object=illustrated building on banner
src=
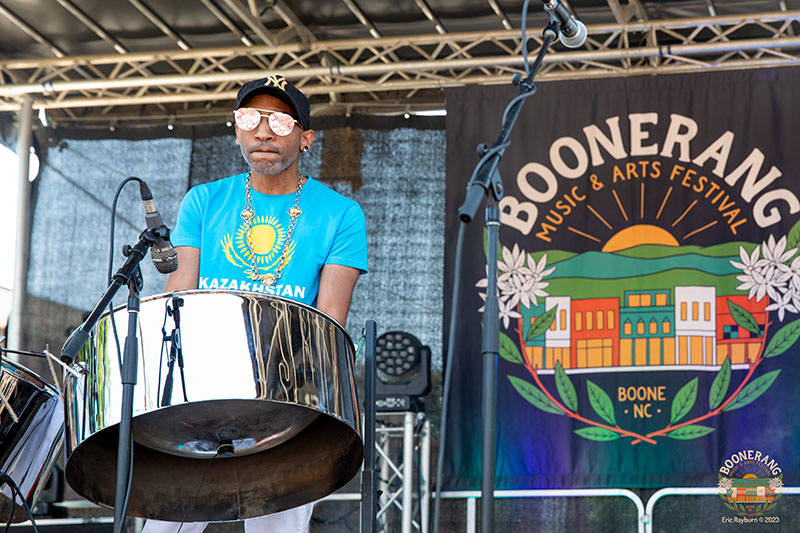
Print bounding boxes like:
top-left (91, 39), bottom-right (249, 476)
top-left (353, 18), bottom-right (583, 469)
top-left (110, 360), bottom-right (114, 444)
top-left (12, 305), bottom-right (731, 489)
top-left (522, 285), bottom-right (767, 371)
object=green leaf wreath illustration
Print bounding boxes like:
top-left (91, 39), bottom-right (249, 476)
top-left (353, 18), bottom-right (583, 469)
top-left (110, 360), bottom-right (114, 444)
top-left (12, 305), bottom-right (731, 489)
top-left (508, 375), bottom-right (564, 415)
top-left (670, 378), bottom-right (698, 424)
top-left (667, 425), bottom-right (714, 440)
top-left (499, 331), bottom-right (523, 364)
top-left (722, 370), bottom-right (781, 412)
top-left (708, 357), bottom-right (731, 410)
top-left (787, 218), bottom-right (800, 255)
top-left (507, 295), bottom-right (791, 444)
top-left (727, 299), bottom-right (761, 336)
top-left (525, 306), bottom-right (557, 343)
top-left (586, 380), bottom-right (616, 425)
top-left (555, 361), bottom-right (578, 412)
top-left (574, 427), bottom-right (619, 441)
top-left (762, 318), bottom-right (800, 358)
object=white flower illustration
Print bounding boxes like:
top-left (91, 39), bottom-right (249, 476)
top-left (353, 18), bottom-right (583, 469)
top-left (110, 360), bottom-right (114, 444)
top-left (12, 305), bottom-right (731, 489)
top-left (769, 477), bottom-right (783, 490)
top-left (731, 234), bottom-right (800, 321)
top-left (475, 246), bottom-right (556, 329)
top-left (526, 252), bottom-right (555, 307)
top-left (529, 252), bottom-right (556, 280)
top-left (498, 243), bottom-right (532, 287)
top-left (498, 296), bottom-right (523, 329)
top-left (729, 244), bottom-right (767, 275)
top-left (766, 287), bottom-right (799, 321)
top-left (762, 234), bottom-right (797, 270)
top-left (499, 273), bottom-right (537, 309)
top-left (735, 267), bottom-right (774, 302)
top-left (781, 254), bottom-right (800, 293)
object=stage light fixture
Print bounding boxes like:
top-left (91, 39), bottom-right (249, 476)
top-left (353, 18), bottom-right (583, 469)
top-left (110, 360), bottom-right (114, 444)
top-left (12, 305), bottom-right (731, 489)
top-left (375, 331), bottom-right (431, 412)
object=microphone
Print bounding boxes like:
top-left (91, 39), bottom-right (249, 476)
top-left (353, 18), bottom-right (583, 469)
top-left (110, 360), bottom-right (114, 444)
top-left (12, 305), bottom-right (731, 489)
top-left (139, 182), bottom-right (179, 274)
top-left (543, 0), bottom-right (587, 48)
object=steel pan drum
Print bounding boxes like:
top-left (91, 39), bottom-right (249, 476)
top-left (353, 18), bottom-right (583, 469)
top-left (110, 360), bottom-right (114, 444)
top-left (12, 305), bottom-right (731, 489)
top-left (64, 290), bottom-right (362, 522)
top-left (0, 359), bottom-right (64, 522)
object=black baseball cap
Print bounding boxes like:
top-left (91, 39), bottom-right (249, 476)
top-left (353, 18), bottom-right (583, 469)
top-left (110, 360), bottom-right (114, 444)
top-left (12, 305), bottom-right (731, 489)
top-left (235, 75), bottom-right (311, 130)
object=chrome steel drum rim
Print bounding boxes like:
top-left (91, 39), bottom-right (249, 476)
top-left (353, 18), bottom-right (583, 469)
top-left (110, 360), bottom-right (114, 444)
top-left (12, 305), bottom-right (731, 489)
top-left (64, 290), bottom-right (363, 521)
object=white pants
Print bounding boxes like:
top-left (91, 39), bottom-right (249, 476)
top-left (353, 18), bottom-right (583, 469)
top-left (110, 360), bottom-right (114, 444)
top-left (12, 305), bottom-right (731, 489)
top-left (142, 502), bottom-right (314, 533)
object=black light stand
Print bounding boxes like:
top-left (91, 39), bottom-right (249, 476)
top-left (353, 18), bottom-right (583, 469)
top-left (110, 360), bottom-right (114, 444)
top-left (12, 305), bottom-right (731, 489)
top-left (60, 226), bottom-right (169, 533)
top-left (456, 23), bottom-right (558, 533)
top-left (360, 320), bottom-right (377, 533)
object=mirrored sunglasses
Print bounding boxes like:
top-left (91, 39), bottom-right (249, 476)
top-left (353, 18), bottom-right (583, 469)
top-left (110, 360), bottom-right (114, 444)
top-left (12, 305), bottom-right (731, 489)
top-left (234, 107), bottom-right (300, 135)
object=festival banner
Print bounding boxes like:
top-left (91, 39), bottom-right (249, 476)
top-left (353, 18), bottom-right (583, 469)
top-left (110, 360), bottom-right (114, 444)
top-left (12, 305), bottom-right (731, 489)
top-left (443, 68), bottom-right (800, 489)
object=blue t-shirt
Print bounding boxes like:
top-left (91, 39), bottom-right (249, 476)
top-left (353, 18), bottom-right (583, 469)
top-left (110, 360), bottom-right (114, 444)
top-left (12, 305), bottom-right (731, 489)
top-left (172, 173), bottom-right (368, 306)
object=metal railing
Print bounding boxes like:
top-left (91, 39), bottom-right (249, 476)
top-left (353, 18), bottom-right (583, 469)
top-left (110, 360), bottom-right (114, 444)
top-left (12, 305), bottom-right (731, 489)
top-left (21, 485), bottom-right (800, 531)
top-left (440, 489), bottom-right (645, 533)
top-left (644, 486), bottom-right (800, 533)
top-left (326, 485), bottom-right (800, 533)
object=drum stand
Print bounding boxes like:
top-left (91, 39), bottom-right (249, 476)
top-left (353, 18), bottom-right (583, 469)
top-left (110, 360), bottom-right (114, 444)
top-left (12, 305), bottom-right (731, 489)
top-left (361, 320), bottom-right (378, 533)
top-left (160, 295), bottom-right (188, 407)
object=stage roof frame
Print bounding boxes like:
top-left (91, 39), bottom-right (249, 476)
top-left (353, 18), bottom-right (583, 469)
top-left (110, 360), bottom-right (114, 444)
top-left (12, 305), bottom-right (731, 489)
top-left (0, 0), bottom-right (798, 129)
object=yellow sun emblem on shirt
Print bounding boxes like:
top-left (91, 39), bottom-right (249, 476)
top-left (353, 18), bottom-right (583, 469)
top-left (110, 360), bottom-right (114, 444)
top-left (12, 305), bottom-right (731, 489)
top-left (221, 215), bottom-right (295, 280)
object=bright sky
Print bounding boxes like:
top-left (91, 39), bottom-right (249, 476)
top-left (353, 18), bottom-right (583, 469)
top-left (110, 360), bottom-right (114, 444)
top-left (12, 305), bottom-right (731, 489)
top-left (1, 143), bottom-right (39, 290)
top-left (1, 143), bottom-right (39, 331)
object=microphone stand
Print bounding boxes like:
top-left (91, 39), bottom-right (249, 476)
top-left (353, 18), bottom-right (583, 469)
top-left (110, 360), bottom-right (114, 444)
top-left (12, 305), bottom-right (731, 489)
top-left (456, 23), bottom-right (558, 533)
top-left (114, 263), bottom-right (143, 533)
top-left (60, 226), bottom-right (169, 533)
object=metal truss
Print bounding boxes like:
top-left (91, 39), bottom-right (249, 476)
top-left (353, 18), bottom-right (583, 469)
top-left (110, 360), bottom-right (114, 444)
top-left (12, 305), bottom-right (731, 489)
top-left (1, 10), bottom-right (798, 127)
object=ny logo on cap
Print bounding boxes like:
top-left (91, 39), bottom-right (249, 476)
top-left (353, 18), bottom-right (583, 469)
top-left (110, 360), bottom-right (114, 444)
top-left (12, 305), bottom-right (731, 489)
top-left (264, 75), bottom-right (288, 90)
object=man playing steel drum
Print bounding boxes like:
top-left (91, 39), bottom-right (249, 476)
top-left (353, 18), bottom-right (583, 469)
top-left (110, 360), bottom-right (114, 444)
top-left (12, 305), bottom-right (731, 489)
top-left (144, 75), bottom-right (368, 532)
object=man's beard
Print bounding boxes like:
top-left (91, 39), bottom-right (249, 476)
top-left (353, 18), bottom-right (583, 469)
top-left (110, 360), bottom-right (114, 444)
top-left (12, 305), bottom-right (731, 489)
top-left (240, 142), bottom-right (299, 175)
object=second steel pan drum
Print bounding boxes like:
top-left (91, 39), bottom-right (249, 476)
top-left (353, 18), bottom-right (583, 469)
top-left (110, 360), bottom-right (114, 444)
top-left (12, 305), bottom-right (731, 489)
top-left (63, 290), bottom-right (362, 522)
top-left (0, 359), bottom-right (64, 522)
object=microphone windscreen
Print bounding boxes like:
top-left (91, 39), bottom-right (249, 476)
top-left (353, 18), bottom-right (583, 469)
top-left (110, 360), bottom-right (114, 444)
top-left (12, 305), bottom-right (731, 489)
top-left (561, 20), bottom-right (587, 48)
top-left (151, 249), bottom-right (179, 274)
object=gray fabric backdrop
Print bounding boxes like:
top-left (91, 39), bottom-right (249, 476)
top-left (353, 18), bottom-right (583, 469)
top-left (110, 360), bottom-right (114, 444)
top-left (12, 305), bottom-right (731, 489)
top-left (25, 125), bottom-right (445, 366)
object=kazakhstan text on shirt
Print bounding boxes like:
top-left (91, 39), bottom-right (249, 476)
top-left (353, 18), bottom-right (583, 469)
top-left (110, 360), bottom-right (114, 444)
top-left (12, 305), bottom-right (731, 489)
top-left (198, 276), bottom-right (306, 299)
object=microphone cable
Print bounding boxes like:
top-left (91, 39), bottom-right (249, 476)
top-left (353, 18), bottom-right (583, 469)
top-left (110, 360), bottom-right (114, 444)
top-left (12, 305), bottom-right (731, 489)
top-left (176, 451), bottom-right (220, 533)
top-left (431, 222), bottom-right (465, 533)
top-left (105, 176), bottom-right (145, 531)
top-left (1, 473), bottom-right (40, 533)
top-left (106, 176), bottom-right (146, 370)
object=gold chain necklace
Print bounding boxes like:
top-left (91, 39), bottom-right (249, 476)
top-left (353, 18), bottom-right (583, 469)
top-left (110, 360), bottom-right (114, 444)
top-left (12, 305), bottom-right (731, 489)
top-left (240, 172), bottom-right (304, 286)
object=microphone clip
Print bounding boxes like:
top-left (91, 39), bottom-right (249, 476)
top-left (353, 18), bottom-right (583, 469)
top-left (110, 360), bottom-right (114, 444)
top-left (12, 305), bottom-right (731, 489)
top-left (138, 225), bottom-right (171, 246)
top-left (542, 0), bottom-right (587, 48)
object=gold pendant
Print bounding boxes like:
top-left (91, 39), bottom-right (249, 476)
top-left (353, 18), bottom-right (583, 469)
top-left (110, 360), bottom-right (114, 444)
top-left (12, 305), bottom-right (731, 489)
top-left (288, 206), bottom-right (302, 218)
top-left (241, 208), bottom-right (254, 220)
